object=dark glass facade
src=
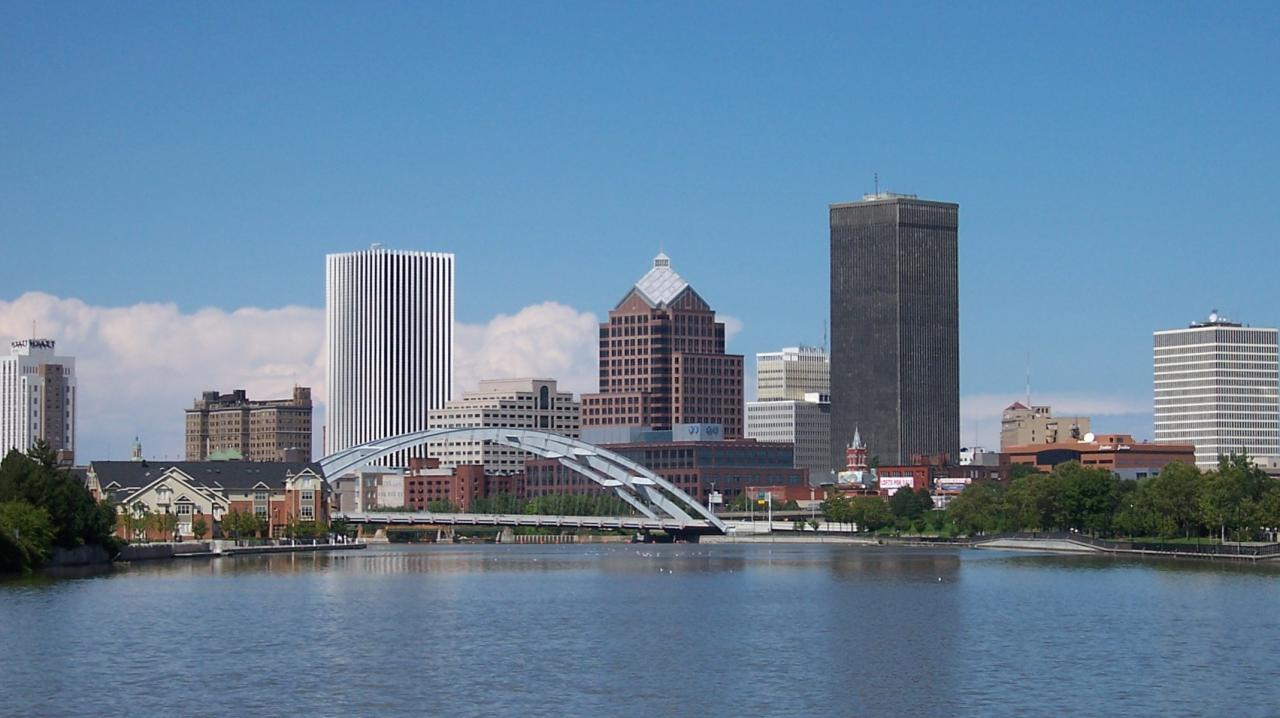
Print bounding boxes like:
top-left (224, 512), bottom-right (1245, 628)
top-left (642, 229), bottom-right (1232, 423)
top-left (829, 195), bottom-right (959, 466)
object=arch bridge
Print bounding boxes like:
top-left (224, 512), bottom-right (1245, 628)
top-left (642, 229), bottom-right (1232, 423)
top-left (320, 428), bottom-right (726, 535)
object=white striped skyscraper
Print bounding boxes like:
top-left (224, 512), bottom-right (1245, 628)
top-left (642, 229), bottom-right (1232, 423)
top-left (325, 246), bottom-right (454, 465)
top-left (1154, 312), bottom-right (1279, 469)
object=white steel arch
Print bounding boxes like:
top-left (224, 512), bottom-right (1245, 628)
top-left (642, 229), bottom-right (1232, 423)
top-left (320, 428), bottom-right (726, 533)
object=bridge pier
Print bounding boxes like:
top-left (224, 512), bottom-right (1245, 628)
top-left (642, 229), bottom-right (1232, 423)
top-left (496, 527), bottom-right (515, 544)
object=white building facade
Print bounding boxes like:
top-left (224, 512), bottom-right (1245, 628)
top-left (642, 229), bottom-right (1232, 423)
top-left (746, 346), bottom-right (831, 478)
top-left (1154, 313), bottom-right (1280, 469)
top-left (755, 346), bottom-right (830, 400)
top-left (325, 247), bottom-right (454, 466)
top-left (428, 378), bottom-right (580, 474)
top-left (0, 339), bottom-right (76, 463)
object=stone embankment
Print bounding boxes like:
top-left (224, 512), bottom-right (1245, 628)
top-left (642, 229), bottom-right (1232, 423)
top-left (971, 532), bottom-right (1280, 562)
top-left (109, 540), bottom-right (367, 563)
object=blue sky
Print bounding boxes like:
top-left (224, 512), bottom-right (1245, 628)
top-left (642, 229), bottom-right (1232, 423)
top-left (3, 2), bottom-right (1279, 457)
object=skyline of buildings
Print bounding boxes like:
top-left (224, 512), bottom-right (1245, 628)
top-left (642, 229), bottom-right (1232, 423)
top-left (185, 386), bottom-right (313, 462)
top-left (324, 246), bottom-right (455, 466)
top-left (9, 209), bottom-right (1280, 474)
top-left (829, 192), bottom-right (961, 468)
top-left (1, 338), bottom-right (76, 464)
top-left (1154, 312), bottom-right (1280, 469)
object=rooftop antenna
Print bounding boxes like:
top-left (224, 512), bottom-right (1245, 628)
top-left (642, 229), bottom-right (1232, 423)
top-left (874, 172), bottom-right (879, 196)
top-left (822, 318), bottom-right (828, 354)
top-left (1025, 352), bottom-right (1032, 407)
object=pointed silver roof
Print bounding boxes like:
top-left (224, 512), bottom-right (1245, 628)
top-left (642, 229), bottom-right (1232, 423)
top-left (632, 252), bottom-right (689, 307)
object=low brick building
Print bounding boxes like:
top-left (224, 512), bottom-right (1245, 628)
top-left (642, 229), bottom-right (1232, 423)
top-left (403, 458), bottom-right (513, 511)
top-left (1003, 434), bottom-right (1196, 479)
top-left (524, 438), bottom-right (807, 503)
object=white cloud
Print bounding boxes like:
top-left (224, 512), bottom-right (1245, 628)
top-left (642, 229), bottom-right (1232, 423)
top-left (720, 314), bottom-right (744, 344)
top-left (0, 293), bottom-right (327, 462)
top-left (0, 293), bottom-right (601, 463)
top-left (453, 302), bottom-right (599, 396)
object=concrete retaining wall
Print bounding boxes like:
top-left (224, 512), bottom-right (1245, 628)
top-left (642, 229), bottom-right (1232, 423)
top-left (974, 538), bottom-right (1100, 553)
top-left (47, 545), bottom-right (112, 567)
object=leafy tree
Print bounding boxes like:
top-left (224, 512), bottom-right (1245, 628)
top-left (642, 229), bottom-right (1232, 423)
top-left (149, 512), bottom-right (177, 542)
top-left (1256, 487), bottom-right (1280, 542)
top-left (427, 499), bottom-right (457, 513)
top-left (330, 518), bottom-right (353, 538)
top-left (191, 515), bottom-right (208, 540)
top-left (0, 501), bottom-right (56, 572)
top-left (1007, 463), bottom-right (1040, 481)
top-left (221, 510), bottom-right (262, 543)
top-left (820, 491), bottom-right (853, 524)
top-left (1146, 462), bottom-right (1202, 537)
top-left (849, 496), bottom-right (893, 532)
top-left (1056, 463), bottom-right (1122, 534)
top-left (0, 446), bottom-right (116, 549)
top-left (946, 481), bottom-right (1007, 535)
top-left (888, 486), bottom-right (927, 523)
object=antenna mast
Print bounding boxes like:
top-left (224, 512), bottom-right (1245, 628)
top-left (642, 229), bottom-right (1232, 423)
top-left (1025, 353), bottom-right (1032, 407)
top-left (874, 172), bottom-right (879, 196)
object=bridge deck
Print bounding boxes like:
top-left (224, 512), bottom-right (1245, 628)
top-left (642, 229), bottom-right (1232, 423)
top-left (335, 511), bottom-right (722, 534)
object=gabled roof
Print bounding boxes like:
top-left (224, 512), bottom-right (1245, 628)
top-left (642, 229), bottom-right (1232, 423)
top-left (115, 468), bottom-right (230, 512)
top-left (90, 460), bottom-right (325, 493)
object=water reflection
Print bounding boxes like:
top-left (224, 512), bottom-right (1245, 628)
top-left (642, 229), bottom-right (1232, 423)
top-left (2, 544), bottom-right (1277, 718)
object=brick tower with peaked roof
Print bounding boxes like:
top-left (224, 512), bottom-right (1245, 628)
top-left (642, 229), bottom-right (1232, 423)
top-left (581, 253), bottom-right (744, 438)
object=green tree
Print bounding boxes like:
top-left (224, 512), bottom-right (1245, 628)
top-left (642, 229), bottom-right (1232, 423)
top-left (850, 496), bottom-right (893, 532)
top-left (1256, 486), bottom-right (1280, 542)
top-left (0, 445), bottom-right (116, 549)
top-left (427, 499), bottom-right (456, 513)
top-left (1007, 463), bottom-right (1040, 481)
top-left (158, 513), bottom-right (178, 542)
top-left (946, 481), bottom-right (1005, 535)
top-left (0, 501), bottom-right (56, 572)
top-left (1146, 462), bottom-right (1202, 537)
top-left (1056, 462), bottom-right (1122, 534)
top-left (820, 490), bottom-right (853, 524)
top-left (191, 514), bottom-right (209, 541)
top-left (888, 486), bottom-right (927, 524)
top-left (221, 510), bottom-right (261, 543)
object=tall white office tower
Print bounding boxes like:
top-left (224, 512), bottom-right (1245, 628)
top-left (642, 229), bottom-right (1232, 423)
top-left (1154, 311), bottom-right (1279, 469)
top-left (1, 339), bottom-right (77, 463)
top-left (325, 246), bottom-right (454, 466)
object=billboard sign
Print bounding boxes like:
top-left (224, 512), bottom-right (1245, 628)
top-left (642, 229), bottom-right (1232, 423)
top-left (878, 476), bottom-right (915, 495)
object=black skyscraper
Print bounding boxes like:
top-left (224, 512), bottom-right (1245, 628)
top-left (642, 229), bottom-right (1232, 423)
top-left (829, 193), bottom-right (959, 467)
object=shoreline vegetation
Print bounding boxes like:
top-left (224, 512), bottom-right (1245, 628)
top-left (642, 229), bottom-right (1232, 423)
top-left (820, 454), bottom-right (1280, 546)
top-left (0, 442), bottom-right (117, 574)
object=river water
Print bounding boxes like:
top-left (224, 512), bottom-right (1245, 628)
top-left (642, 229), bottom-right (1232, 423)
top-left (2, 543), bottom-right (1278, 717)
